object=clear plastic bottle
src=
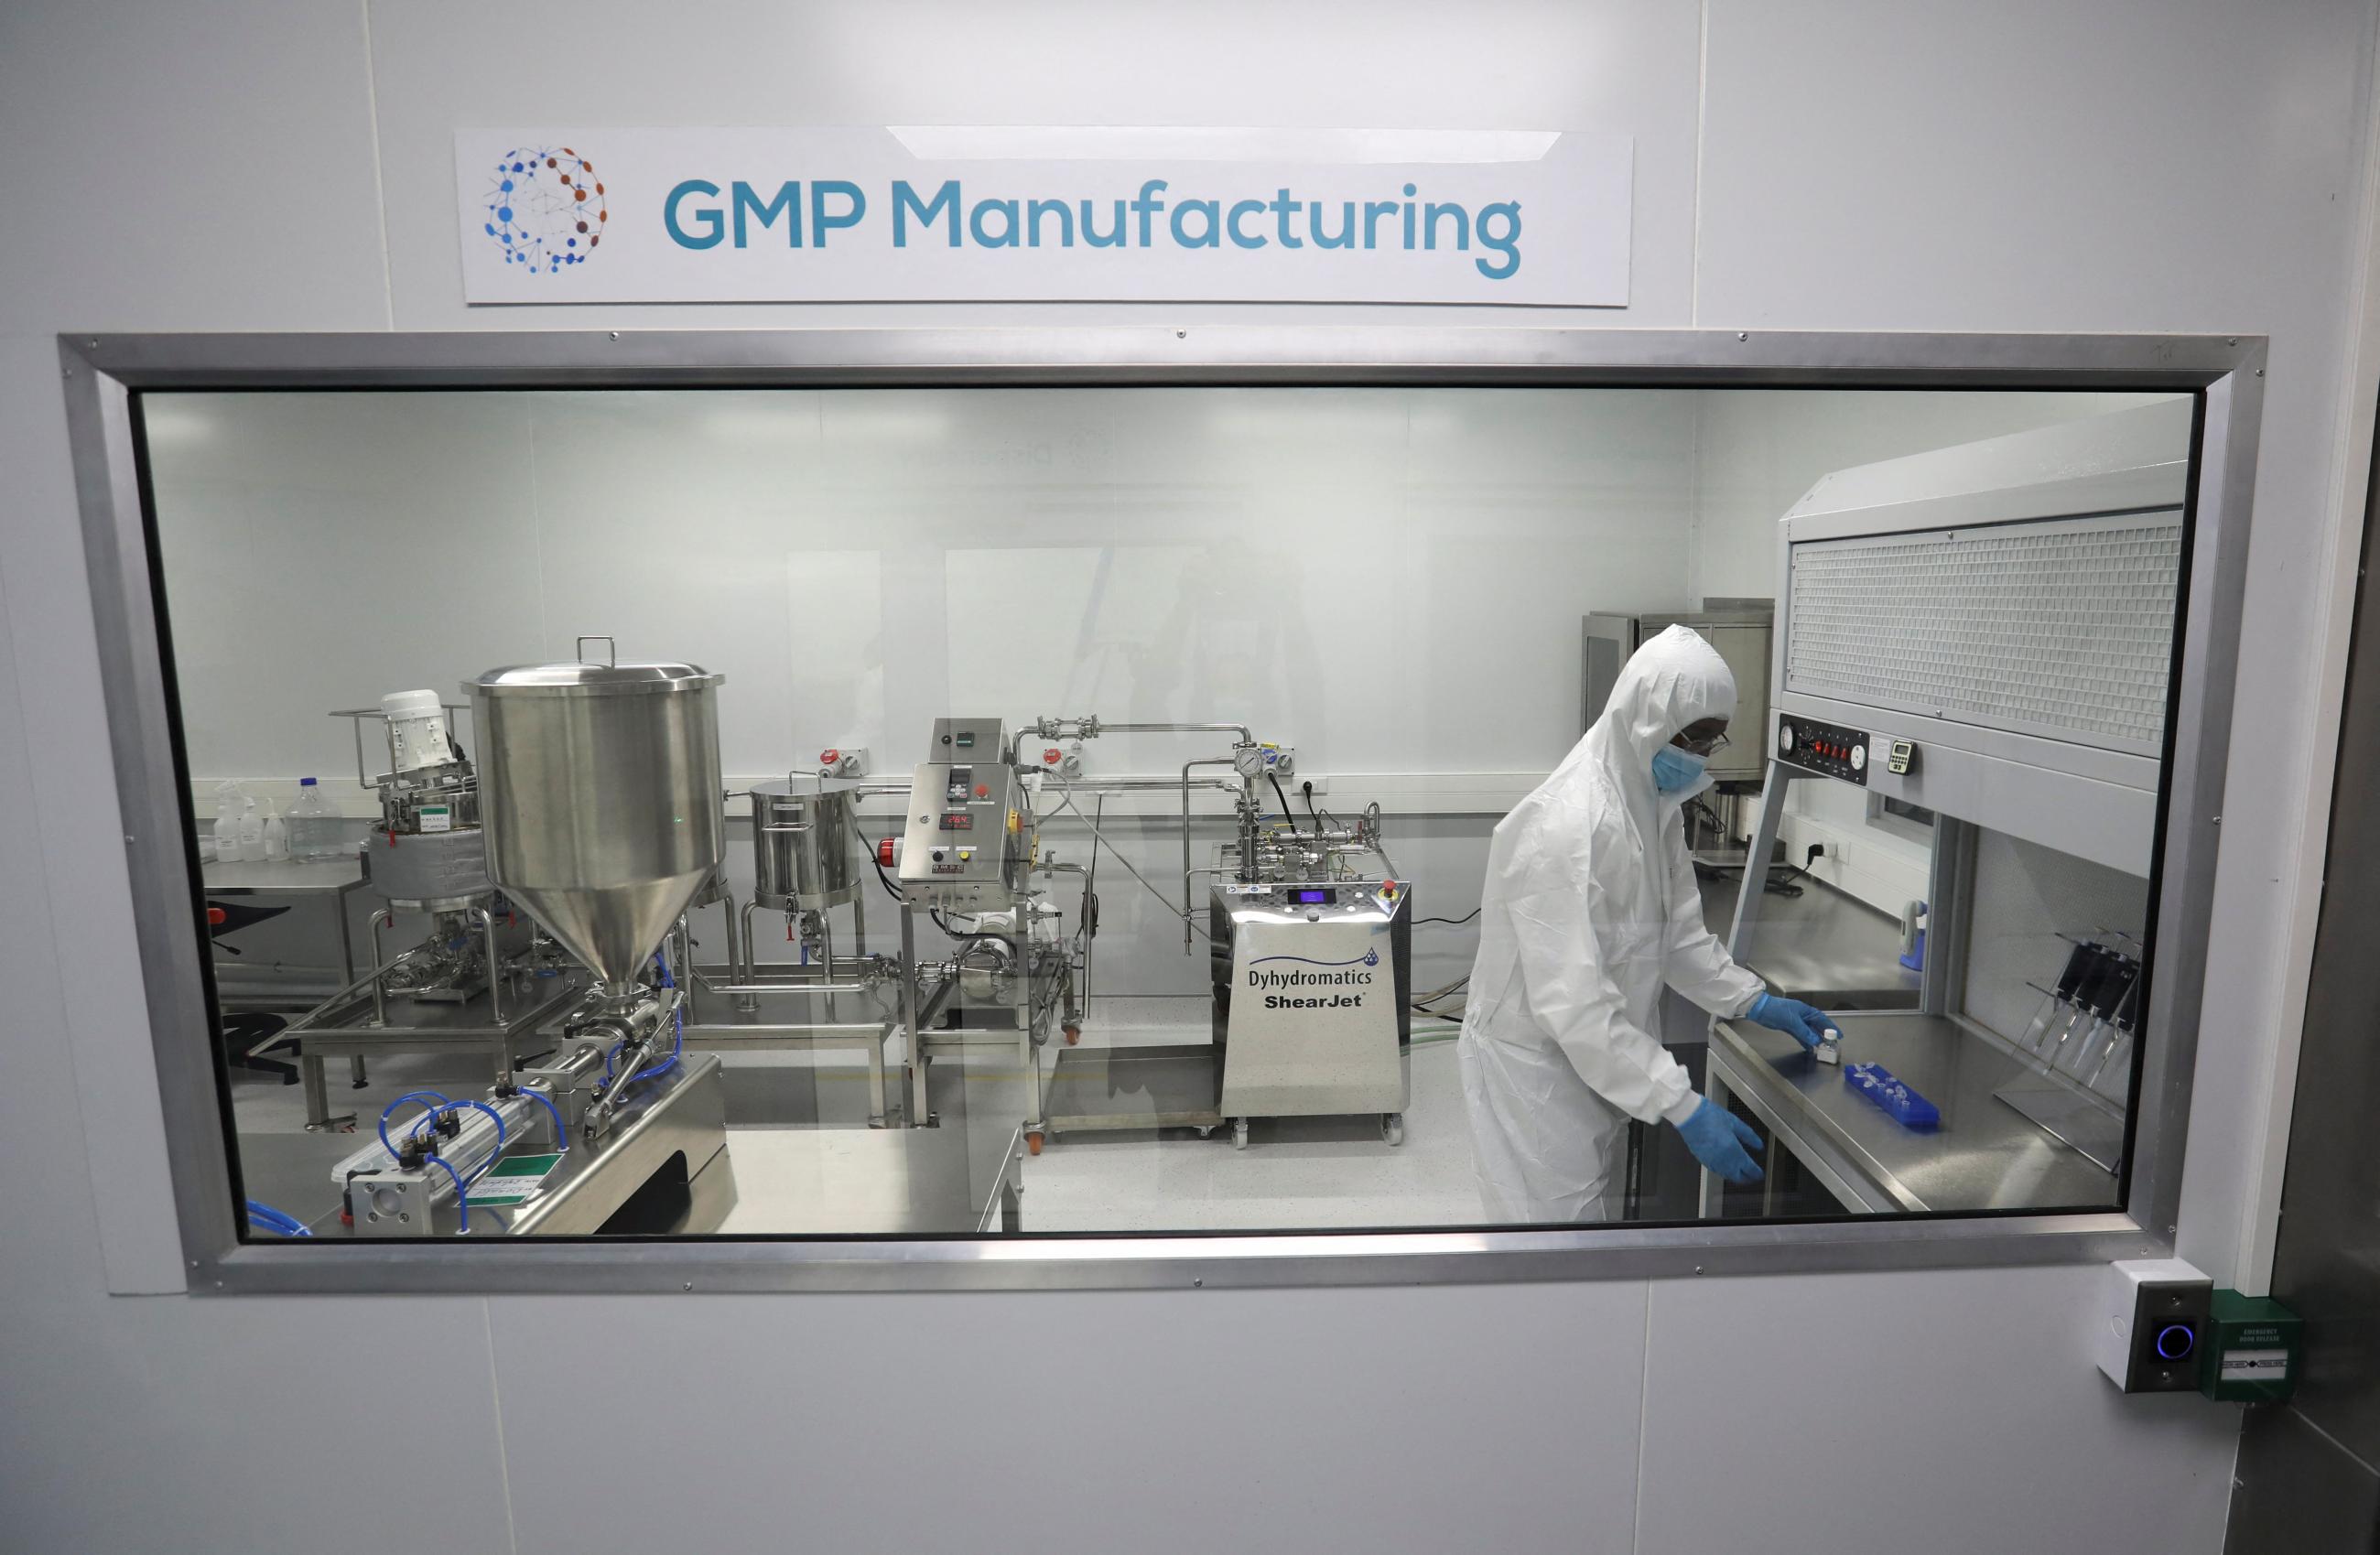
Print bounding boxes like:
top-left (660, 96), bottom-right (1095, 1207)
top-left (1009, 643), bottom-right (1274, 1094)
top-left (287, 777), bottom-right (337, 861)
top-left (236, 797), bottom-right (265, 863)
top-left (262, 798), bottom-right (289, 861)
top-left (212, 782), bottom-right (243, 863)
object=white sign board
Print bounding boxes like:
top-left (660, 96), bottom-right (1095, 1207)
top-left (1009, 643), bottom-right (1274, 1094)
top-left (455, 127), bottom-right (1631, 308)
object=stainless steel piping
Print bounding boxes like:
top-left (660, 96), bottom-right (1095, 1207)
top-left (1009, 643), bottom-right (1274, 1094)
top-left (1181, 758), bottom-right (1241, 953)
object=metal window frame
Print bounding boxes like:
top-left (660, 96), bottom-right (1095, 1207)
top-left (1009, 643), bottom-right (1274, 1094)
top-left (56, 326), bottom-right (2260, 1295)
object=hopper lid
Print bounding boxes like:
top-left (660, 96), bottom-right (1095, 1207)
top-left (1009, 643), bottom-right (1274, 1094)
top-left (467, 660), bottom-right (722, 699)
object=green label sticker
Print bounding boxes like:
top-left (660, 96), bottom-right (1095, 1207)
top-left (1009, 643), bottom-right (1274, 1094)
top-left (469, 1151), bottom-right (562, 1206)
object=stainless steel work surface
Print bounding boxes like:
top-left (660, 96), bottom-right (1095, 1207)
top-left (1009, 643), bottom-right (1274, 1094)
top-left (287, 977), bottom-right (584, 1044)
top-left (1699, 868), bottom-right (1919, 1007)
top-left (1709, 1011), bottom-right (2117, 1214)
top-left (201, 857), bottom-right (365, 895)
top-left (717, 1042), bottom-right (1024, 1233)
top-left (1044, 1042), bottom-right (1225, 1133)
top-left (233, 1128), bottom-right (362, 1232)
top-left (717, 1123), bottom-right (1015, 1235)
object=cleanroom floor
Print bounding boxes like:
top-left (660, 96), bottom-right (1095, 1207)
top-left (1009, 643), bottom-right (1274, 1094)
top-left (1008, 996), bottom-right (1480, 1231)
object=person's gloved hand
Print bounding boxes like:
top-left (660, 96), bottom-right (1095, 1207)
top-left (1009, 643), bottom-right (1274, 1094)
top-left (1747, 991), bottom-right (1835, 1052)
top-left (1674, 1096), bottom-right (1764, 1184)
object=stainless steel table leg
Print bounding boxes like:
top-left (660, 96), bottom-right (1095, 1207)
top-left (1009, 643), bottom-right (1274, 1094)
top-left (303, 1053), bottom-right (330, 1129)
top-left (901, 905), bottom-right (925, 1127)
top-left (736, 901), bottom-right (762, 1014)
top-left (345, 899), bottom-right (372, 1094)
top-left (1017, 923), bottom-right (1044, 1150)
top-left (866, 1033), bottom-right (887, 1128)
top-left (1697, 1068), bottom-right (1732, 1219)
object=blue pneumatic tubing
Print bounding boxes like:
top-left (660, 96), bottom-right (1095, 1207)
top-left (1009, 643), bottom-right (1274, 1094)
top-left (607, 952), bottom-right (687, 1088)
top-left (244, 1200), bottom-right (311, 1236)
top-left (517, 1085), bottom-right (568, 1152)
top-left (378, 1089), bottom-right (455, 1159)
top-left (633, 950), bottom-right (686, 1083)
top-left (424, 1153), bottom-right (470, 1234)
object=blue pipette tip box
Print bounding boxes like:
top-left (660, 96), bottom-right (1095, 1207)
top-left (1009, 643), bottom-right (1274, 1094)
top-left (1844, 1062), bottom-right (1941, 1129)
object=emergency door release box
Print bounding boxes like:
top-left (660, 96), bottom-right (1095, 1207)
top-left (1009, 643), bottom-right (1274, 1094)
top-left (2199, 1290), bottom-right (2302, 1403)
top-left (2093, 1258), bottom-right (2212, 1394)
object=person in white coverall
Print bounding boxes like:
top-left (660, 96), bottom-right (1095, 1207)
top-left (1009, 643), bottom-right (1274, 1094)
top-left (1459, 624), bottom-right (1838, 1222)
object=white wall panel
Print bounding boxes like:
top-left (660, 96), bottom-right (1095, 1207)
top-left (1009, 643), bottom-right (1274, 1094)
top-left (1638, 1267), bottom-right (2242, 1555)
top-left (148, 385), bottom-right (1704, 789)
top-left (491, 1282), bottom-right (1650, 1555)
top-left (0, 0), bottom-right (397, 1295)
top-left (1, 1294), bottom-right (515, 1555)
top-left (0, 0), bottom-right (390, 335)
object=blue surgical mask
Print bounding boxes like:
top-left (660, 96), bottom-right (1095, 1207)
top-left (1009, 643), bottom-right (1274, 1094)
top-left (1651, 745), bottom-right (1706, 795)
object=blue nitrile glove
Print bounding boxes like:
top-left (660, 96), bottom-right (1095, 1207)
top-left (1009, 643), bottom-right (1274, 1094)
top-left (1674, 1096), bottom-right (1765, 1184)
top-left (1747, 991), bottom-right (1835, 1052)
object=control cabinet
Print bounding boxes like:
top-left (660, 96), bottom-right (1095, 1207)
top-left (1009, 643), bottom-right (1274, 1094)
top-left (898, 718), bottom-right (1030, 912)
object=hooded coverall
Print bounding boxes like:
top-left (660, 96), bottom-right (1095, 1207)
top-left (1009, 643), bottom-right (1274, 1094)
top-left (1458, 624), bottom-right (1768, 1222)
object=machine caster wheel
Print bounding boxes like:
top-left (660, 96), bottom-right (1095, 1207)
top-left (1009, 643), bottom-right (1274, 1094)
top-left (1381, 1113), bottom-right (1405, 1147)
top-left (1025, 1129), bottom-right (1045, 1156)
top-left (1063, 1023), bottom-right (1081, 1045)
top-left (1232, 1118), bottom-right (1250, 1150)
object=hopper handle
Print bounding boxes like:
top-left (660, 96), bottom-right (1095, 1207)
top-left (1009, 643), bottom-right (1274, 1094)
top-left (576, 635), bottom-right (615, 667)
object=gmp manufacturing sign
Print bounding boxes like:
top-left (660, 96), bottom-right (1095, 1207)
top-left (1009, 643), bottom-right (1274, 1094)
top-left (455, 126), bottom-right (1632, 307)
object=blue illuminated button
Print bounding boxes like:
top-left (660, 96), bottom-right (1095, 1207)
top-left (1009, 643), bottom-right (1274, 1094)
top-left (2154, 1323), bottom-right (2196, 1362)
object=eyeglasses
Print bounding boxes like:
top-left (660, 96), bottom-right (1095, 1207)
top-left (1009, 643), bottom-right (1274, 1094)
top-left (1675, 731), bottom-right (1731, 757)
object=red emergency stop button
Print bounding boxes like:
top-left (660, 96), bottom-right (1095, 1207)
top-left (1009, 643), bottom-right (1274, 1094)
top-left (1043, 748), bottom-right (1062, 765)
top-left (877, 837), bottom-right (895, 866)
top-left (207, 906), bottom-right (227, 927)
top-left (820, 748), bottom-right (840, 767)
top-left (975, 783), bottom-right (990, 798)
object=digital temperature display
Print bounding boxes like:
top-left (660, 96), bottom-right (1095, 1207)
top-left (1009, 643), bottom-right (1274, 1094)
top-left (1291, 888), bottom-right (1337, 905)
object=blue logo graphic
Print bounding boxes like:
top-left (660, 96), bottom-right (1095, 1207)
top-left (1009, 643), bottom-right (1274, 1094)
top-left (1250, 947), bottom-right (1381, 969)
top-left (483, 146), bottom-right (607, 273)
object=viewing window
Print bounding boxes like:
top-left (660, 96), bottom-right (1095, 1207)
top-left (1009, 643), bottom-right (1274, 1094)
top-left (141, 383), bottom-right (2197, 1244)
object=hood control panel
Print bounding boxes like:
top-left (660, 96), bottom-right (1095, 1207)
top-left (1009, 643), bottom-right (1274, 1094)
top-left (1776, 716), bottom-right (1870, 786)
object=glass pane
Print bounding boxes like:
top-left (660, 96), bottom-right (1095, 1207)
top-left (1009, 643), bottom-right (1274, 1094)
top-left (139, 383), bottom-right (2191, 1242)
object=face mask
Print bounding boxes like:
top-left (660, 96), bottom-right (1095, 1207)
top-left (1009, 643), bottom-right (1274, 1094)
top-left (1651, 744), bottom-right (1706, 795)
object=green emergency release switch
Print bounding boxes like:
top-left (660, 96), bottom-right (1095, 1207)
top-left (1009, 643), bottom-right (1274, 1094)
top-left (2198, 1290), bottom-right (2301, 1403)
